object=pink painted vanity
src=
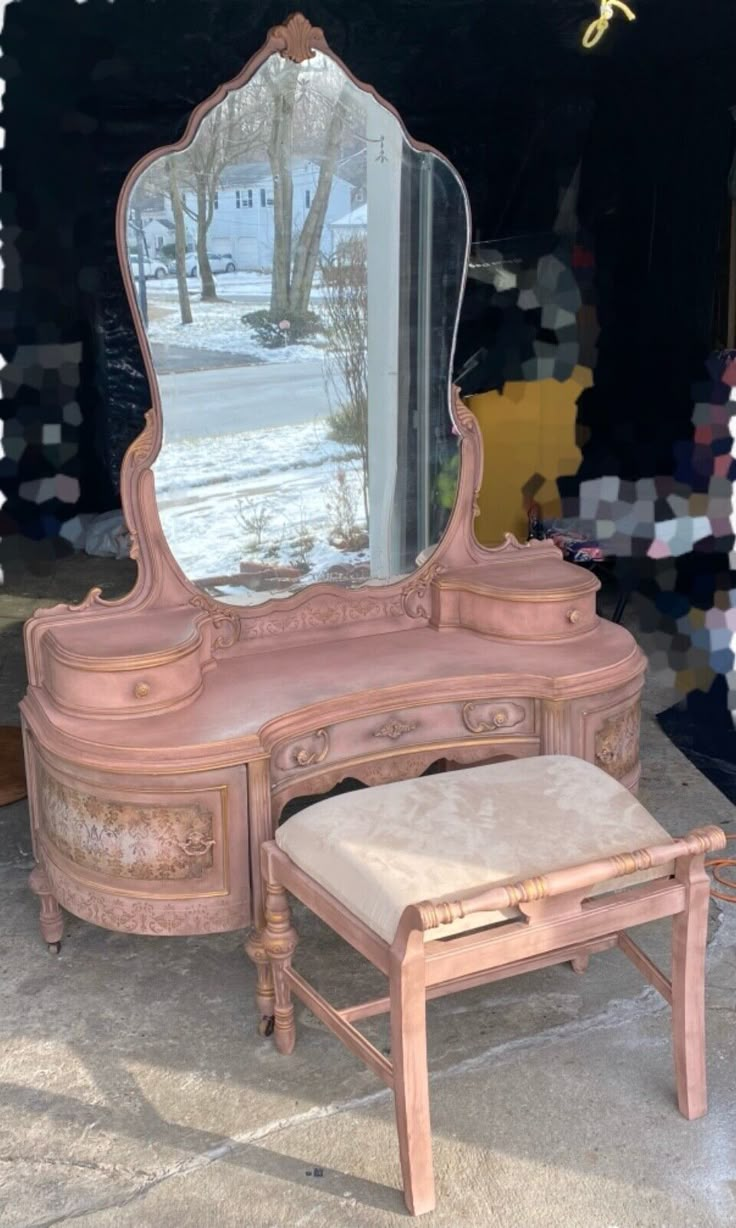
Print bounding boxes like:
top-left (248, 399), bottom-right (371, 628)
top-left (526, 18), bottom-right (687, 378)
top-left (20, 15), bottom-right (645, 1025)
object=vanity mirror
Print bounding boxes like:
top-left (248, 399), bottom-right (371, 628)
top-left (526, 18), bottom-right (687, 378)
top-left (123, 32), bottom-right (467, 604)
top-left (22, 15), bottom-right (646, 1017)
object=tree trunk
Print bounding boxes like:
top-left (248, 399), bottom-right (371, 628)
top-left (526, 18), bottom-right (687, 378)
top-left (289, 94), bottom-right (347, 317)
top-left (268, 69), bottom-right (297, 318)
top-left (167, 159), bottom-right (193, 325)
top-left (196, 178), bottom-right (217, 302)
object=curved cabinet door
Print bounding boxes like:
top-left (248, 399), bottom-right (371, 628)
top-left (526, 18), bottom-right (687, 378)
top-left (24, 736), bottom-right (250, 935)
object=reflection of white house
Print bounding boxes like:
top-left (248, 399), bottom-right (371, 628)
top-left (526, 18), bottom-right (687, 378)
top-left (131, 159), bottom-right (354, 271)
top-left (208, 160), bottom-right (352, 269)
top-left (329, 203), bottom-right (368, 248)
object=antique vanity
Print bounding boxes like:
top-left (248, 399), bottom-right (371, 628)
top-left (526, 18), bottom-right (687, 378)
top-left (21, 14), bottom-right (645, 1028)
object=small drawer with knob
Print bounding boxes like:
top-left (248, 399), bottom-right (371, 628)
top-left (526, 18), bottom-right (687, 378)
top-left (41, 613), bottom-right (207, 717)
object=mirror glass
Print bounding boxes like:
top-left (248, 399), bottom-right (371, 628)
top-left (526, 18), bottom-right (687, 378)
top-left (124, 49), bottom-right (468, 605)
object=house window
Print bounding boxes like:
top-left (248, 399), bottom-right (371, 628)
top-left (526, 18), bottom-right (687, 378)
top-left (305, 189), bottom-right (311, 209)
top-left (214, 191), bottom-right (219, 210)
top-left (236, 189), bottom-right (253, 209)
top-left (260, 188), bottom-right (266, 207)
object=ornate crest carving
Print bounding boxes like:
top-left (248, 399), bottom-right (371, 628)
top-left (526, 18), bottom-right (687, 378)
top-left (269, 12), bottom-right (324, 62)
top-left (402, 564), bottom-right (445, 619)
top-left (189, 593), bottom-right (240, 649)
top-left (373, 718), bottom-right (419, 741)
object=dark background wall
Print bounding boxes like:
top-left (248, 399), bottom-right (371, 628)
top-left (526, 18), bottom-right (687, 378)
top-left (1, 0), bottom-right (734, 556)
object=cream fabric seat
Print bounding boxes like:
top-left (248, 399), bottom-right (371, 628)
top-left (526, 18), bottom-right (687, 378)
top-left (275, 755), bottom-right (674, 943)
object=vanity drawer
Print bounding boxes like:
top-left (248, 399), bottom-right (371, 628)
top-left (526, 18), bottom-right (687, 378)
top-left (270, 697), bottom-right (536, 786)
top-left (40, 612), bottom-right (208, 718)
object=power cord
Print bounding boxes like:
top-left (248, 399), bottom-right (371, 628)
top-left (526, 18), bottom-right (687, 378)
top-left (707, 835), bottom-right (736, 903)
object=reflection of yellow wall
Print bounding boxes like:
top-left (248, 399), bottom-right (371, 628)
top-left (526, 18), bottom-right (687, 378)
top-left (467, 366), bottom-right (591, 546)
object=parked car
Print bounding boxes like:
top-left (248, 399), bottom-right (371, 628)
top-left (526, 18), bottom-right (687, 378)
top-left (133, 255), bottom-right (168, 279)
top-left (168, 252), bottom-right (237, 276)
top-left (208, 252), bottom-right (237, 274)
top-left (166, 249), bottom-right (196, 276)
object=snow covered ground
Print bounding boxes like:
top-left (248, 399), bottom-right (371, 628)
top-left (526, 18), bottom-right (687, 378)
top-left (143, 272), bottom-right (327, 367)
top-left (153, 416), bottom-right (371, 605)
top-left (144, 270), bottom-right (376, 605)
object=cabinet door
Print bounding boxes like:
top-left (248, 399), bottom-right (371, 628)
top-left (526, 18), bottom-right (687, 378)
top-left (25, 737), bottom-right (250, 935)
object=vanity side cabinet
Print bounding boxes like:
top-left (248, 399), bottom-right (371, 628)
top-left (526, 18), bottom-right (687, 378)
top-left (576, 681), bottom-right (645, 793)
top-left (23, 729), bottom-right (251, 936)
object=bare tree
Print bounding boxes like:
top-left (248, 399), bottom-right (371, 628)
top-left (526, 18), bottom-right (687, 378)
top-left (165, 157), bottom-right (192, 325)
top-left (259, 58), bottom-right (356, 322)
top-left (177, 91), bottom-right (269, 302)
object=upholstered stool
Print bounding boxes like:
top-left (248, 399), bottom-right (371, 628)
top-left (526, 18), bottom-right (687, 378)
top-left (261, 755), bottom-right (726, 1216)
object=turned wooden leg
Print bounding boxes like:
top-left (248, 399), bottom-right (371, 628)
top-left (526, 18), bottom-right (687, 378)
top-left (245, 927), bottom-right (275, 1037)
top-left (570, 954), bottom-right (590, 975)
top-left (671, 854), bottom-right (710, 1120)
top-left (263, 880), bottom-right (298, 1055)
top-left (28, 864), bottom-right (63, 953)
top-left (389, 934), bottom-right (435, 1216)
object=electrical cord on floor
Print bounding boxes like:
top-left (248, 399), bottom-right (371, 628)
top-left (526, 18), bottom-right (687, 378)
top-left (706, 835), bottom-right (736, 903)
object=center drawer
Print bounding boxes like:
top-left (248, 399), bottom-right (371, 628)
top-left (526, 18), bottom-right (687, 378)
top-left (270, 697), bottom-right (536, 787)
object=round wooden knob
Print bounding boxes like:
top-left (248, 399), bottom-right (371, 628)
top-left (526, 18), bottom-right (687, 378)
top-left (134, 682), bottom-right (150, 699)
top-left (567, 609), bottom-right (581, 625)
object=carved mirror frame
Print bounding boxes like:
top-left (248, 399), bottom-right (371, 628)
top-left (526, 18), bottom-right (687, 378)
top-left (114, 12), bottom-right (528, 651)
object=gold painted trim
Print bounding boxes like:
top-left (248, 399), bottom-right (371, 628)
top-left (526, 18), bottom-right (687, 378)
top-left (434, 581), bottom-right (598, 601)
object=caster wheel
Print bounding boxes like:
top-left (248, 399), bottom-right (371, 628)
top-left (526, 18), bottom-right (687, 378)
top-left (258, 1015), bottom-right (275, 1037)
top-left (47, 942), bottom-right (62, 956)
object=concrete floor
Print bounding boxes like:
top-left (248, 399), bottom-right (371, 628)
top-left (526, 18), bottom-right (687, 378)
top-left (1, 556), bottom-right (735, 1227)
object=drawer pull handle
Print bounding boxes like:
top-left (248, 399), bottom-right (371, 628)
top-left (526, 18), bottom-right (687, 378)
top-left (567, 609), bottom-right (581, 625)
top-left (134, 682), bottom-right (151, 699)
top-left (176, 833), bottom-right (215, 857)
top-left (293, 728), bottom-right (330, 767)
top-left (462, 702), bottom-right (524, 734)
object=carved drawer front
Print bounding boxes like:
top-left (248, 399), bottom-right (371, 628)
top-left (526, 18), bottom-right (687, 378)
top-left (271, 698), bottom-right (536, 786)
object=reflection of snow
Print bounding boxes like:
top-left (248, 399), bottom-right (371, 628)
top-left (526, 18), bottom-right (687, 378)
top-left (154, 419), bottom-right (369, 604)
top-left (145, 273), bottom-right (326, 365)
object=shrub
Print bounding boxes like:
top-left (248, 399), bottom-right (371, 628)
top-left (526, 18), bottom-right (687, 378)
top-left (241, 309), bottom-right (322, 348)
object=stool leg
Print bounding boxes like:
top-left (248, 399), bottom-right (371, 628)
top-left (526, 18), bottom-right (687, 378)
top-left (263, 880), bottom-right (298, 1056)
top-left (671, 855), bottom-right (710, 1119)
top-left (389, 937), bottom-right (435, 1215)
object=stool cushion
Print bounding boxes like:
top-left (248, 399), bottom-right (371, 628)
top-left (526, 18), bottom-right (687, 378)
top-left (275, 755), bottom-right (674, 943)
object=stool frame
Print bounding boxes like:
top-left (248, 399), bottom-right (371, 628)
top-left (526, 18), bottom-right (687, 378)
top-left (261, 823), bottom-right (726, 1215)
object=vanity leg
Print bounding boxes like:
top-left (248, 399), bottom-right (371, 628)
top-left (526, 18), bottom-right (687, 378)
top-left (29, 864), bottom-right (63, 954)
top-left (570, 954), bottom-right (590, 975)
top-left (263, 879), bottom-right (298, 1055)
top-left (245, 927), bottom-right (275, 1036)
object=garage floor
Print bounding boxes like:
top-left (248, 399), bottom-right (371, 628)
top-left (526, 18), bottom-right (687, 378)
top-left (1, 556), bottom-right (735, 1228)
